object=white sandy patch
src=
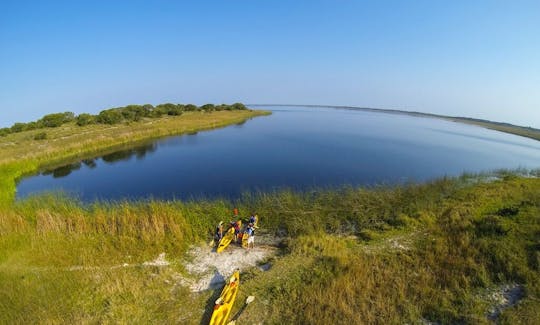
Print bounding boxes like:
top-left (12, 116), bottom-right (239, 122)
top-left (180, 245), bottom-right (276, 292)
top-left (142, 252), bottom-right (170, 267)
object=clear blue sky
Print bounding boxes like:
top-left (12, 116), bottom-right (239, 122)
top-left (1, 0), bottom-right (539, 128)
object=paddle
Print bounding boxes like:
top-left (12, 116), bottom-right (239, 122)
top-left (227, 296), bottom-right (255, 325)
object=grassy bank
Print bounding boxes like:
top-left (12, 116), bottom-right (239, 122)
top-left (1, 173), bottom-right (539, 323)
top-left (0, 109), bottom-right (270, 207)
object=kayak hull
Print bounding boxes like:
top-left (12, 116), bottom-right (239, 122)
top-left (209, 271), bottom-right (240, 325)
top-left (216, 227), bottom-right (235, 253)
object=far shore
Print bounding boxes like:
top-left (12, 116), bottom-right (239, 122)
top-left (250, 104), bottom-right (540, 142)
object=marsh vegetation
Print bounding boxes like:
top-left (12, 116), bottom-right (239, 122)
top-left (1, 173), bottom-right (539, 323)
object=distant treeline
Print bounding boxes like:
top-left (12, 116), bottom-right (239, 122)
top-left (0, 103), bottom-right (248, 137)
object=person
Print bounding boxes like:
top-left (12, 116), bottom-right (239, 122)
top-left (233, 207), bottom-right (239, 217)
top-left (249, 213), bottom-right (258, 228)
top-left (246, 223), bottom-right (255, 249)
top-left (215, 221), bottom-right (224, 242)
top-left (232, 220), bottom-right (241, 242)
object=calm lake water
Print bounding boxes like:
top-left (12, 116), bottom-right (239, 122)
top-left (16, 106), bottom-right (540, 201)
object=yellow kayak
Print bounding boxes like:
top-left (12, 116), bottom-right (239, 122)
top-left (209, 270), bottom-right (240, 325)
top-left (216, 227), bottom-right (235, 253)
top-left (242, 232), bottom-right (249, 249)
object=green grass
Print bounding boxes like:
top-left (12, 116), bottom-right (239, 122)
top-left (0, 110), bottom-right (270, 207)
top-left (0, 174), bottom-right (539, 323)
top-left (0, 107), bottom-right (538, 323)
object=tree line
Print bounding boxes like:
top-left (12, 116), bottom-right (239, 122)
top-left (0, 103), bottom-right (248, 137)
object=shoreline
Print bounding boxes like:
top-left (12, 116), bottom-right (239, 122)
top-left (1, 173), bottom-right (538, 323)
top-left (250, 104), bottom-right (540, 142)
top-left (0, 110), bottom-right (271, 207)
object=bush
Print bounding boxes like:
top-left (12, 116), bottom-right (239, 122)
top-left (231, 102), bottom-right (247, 110)
top-left (76, 113), bottom-right (95, 126)
top-left (184, 104), bottom-right (198, 111)
top-left (201, 104), bottom-right (215, 111)
top-left (121, 105), bottom-right (149, 121)
top-left (25, 121), bottom-right (41, 130)
top-left (33, 132), bottom-right (47, 140)
top-left (40, 112), bottom-right (75, 127)
top-left (96, 109), bottom-right (123, 125)
top-left (142, 104), bottom-right (154, 112)
top-left (0, 127), bottom-right (12, 137)
top-left (10, 122), bottom-right (28, 133)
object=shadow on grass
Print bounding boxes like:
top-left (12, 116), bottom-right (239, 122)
top-left (199, 281), bottom-right (224, 325)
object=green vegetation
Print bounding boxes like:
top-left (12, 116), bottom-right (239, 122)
top-left (0, 102), bottom-right (249, 137)
top-left (0, 106), bottom-right (268, 208)
top-left (33, 132), bottom-right (47, 140)
top-left (0, 173), bottom-right (539, 323)
top-left (0, 104), bottom-right (538, 323)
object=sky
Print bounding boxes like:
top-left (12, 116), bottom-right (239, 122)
top-left (1, 0), bottom-right (539, 128)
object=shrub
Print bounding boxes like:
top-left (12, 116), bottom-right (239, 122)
top-left (40, 112), bottom-right (75, 127)
top-left (231, 102), bottom-right (247, 110)
top-left (184, 104), bottom-right (198, 111)
top-left (201, 104), bottom-right (215, 111)
top-left (10, 122), bottom-right (30, 133)
top-left (0, 127), bottom-right (12, 137)
top-left (33, 132), bottom-right (47, 140)
top-left (76, 113), bottom-right (95, 126)
top-left (96, 109), bottom-right (123, 124)
top-left (142, 104), bottom-right (154, 112)
top-left (122, 105), bottom-right (149, 121)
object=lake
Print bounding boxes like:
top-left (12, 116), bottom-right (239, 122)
top-left (16, 106), bottom-right (540, 201)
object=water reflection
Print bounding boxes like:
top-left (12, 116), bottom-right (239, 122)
top-left (17, 107), bottom-right (540, 202)
top-left (41, 142), bottom-right (157, 178)
top-left (102, 143), bottom-right (157, 163)
top-left (43, 162), bottom-right (82, 178)
top-left (82, 159), bottom-right (97, 168)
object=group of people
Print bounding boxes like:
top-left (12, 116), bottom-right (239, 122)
top-left (214, 209), bottom-right (259, 249)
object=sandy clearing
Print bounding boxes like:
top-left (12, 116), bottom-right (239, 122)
top-left (179, 244), bottom-right (277, 292)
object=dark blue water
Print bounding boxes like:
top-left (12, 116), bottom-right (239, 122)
top-left (16, 106), bottom-right (540, 201)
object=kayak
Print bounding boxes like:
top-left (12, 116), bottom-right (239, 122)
top-left (216, 227), bottom-right (235, 253)
top-left (209, 270), bottom-right (240, 325)
top-left (242, 232), bottom-right (249, 249)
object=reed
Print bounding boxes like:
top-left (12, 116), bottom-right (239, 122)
top-left (1, 174), bottom-right (539, 323)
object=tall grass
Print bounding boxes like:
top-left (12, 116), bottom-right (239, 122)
top-left (0, 175), bottom-right (539, 323)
